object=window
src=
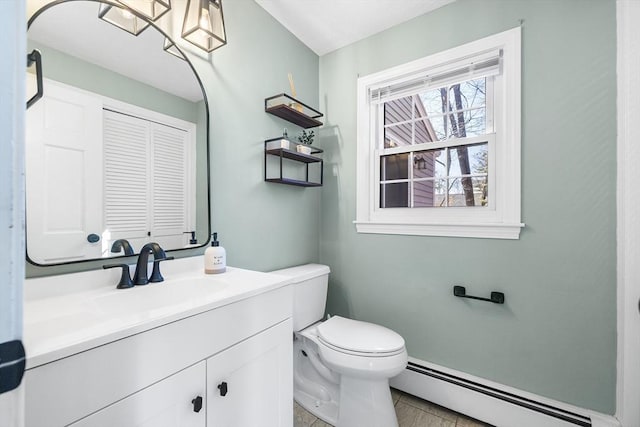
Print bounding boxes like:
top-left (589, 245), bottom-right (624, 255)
top-left (355, 28), bottom-right (523, 239)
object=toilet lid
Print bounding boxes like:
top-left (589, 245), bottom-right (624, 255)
top-left (316, 316), bottom-right (405, 355)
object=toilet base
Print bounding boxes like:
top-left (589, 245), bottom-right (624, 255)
top-left (336, 377), bottom-right (398, 427)
top-left (295, 389), bottom-right (339, 426)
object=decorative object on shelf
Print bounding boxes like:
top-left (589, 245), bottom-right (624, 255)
top-left (265, 94), bottom-right (324, 128)
top-left (264, 138), bottom-right (324, 187)
top-left (98, 3), bottom-right (150, 35)
top-left (182, 0), bottom-right (227, 53)
top-left (296, 130), bottom-right (314, 154)
top-left (287, 73), bottom-right (303, 112)
top-left (296, 145), bottom-right (312, 155)
top-left (297, 129), bottom-right (314, 145)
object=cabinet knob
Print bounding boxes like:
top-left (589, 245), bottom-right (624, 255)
top-left (218, 381), bottom-right (228, 397)
top-left (192, 396), bottom-right (203, 413)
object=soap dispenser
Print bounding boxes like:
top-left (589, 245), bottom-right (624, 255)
top-left (205, 232), bottom-right (226, 274)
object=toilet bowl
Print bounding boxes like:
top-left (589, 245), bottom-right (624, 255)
top-left (270, 264), bottom-right (407, 427)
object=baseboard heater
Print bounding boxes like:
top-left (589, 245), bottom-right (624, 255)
top-left (403, 361), bottom-right (592, 427)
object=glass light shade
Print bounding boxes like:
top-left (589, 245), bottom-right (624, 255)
top-left (182, 0), bottom-right (227, 53)
top-left (117, 0), bottom-right (171, 21)
top-left (163, 37), bottom-right (185, 60)
top-left (98, 3), bottom-right (150, 36)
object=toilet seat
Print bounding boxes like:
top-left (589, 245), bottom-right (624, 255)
top-left (317, 316), bottom-right (405, 357)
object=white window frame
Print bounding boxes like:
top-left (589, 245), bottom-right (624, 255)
top-left (355, 27), bottom-right (523, 239)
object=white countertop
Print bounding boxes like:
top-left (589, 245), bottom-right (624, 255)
top-left (24, 256), bottom-right (291, 369)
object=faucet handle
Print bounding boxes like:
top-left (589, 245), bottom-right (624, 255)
top-left (103, 264), bottom-right (134, 289)
top-left (150, 256), bottom-right (175, 283)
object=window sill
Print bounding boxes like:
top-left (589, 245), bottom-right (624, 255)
top-left (353, 221), bottom-right (524, 239)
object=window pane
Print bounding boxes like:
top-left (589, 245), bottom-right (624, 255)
top-left (449, 78), bottom-right (486, 112)
top-left (463, 108), bottom-right (486, 137)
top-left (469, 143), bottom-right (488, 174)
top-left (413, 180), bottom-right (437, 207)
top-left (380, 182), bottom-right (408, 208)
top-left (449, 143), bottom-right (488, 176)
top-left (414, 116), bottom-right (443, 143)
top-left (417, 88), bottom-right (446, 116)
top-left (446, 177), bottom-right (468, 206)
top-left (381, 153), bottom-right (409, 181)
top-left (384, 123), bottom-right (412, 148)
top-left (384, 96), bottom-right (413, 124)
top-left (446, 176), bottom-right (487, 207)
top-left (472, 176), bottom-right (489, 207)
top-left (413, 149), bottom-right (445, 179)
top-left (433, 179), bottom-right (448, 207)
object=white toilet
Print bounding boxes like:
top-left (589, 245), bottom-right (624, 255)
top-left (271, 264), bottom-right (407, 427)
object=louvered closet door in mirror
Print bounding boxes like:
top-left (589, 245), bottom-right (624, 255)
top-left (103, 110), bottom-right (192, 252)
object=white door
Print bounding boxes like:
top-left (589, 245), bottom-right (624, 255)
top-left (69, 362), bottom-right (206, 427)
top-left (617, 1), bottom-right (640, 426)
top-left (206, 319), bottom-right (293, 427)
top-left (25, 78), bottom-right (103, 263)
top-left (0, 1), bottom-right (26, 426)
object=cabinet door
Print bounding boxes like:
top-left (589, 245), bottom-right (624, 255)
top-left (70, 362), bottom-right (206, 427)
top-left (207, 319), bottom-right (293, 427)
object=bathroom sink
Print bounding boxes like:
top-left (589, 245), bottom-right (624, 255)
top-left (23, 257), bottom-right (293, 368)
top-left (91, 275), bottom-right (231, 316)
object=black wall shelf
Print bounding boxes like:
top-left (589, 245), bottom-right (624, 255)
top-left (265, 94), bottom-right (323, 129)
top-left (264, 139), bottom-right (323, 187)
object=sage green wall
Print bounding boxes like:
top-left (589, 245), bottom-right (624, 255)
top-left (318, 0), bottom-right (616, 414)
top-left (172, 0), bottom-right (321, 271)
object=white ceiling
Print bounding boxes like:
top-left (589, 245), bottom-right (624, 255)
top-left (254, 0), bottom-right (456, 56)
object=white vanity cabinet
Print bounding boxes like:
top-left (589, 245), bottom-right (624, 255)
top-left (24, 279), bottom-right (293, 427)
top-left (70, 361), bottom-right (207, 427)
top-left (207, 319), bottom-right (292, 427)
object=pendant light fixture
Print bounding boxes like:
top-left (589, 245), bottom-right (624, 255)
top-left (182, 0), bottom-right (227, 53)
top-left (98, 3), bottom-right (150, 36)
top-left (163, 38), bottom-right (185, 60)
top-left (117, 0), bottom-right (171, 21)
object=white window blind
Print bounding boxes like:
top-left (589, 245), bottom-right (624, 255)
top-left (370, 49), bottom-right (502, 104)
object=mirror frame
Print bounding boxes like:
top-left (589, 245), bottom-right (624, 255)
top-left (26, 0), bottom-right (211, 267)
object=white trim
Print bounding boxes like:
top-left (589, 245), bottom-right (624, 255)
top-left (0, 0), bottom-right (26, 424)
top-left (354, 221), bottom-right (523, 239)
top-left (391, 357), bottom-right (620, 427)
top-left (616, 1), bottom-right (640, 426)
top-left (355, 27), bottom-right (522, 239)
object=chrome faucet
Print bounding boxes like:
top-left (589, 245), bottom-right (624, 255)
top-left (110, 239), bottom-right (134, 256)
top-left (132, 242), bottom-right (173, 285)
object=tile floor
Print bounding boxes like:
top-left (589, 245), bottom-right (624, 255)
top-left (294, 388), bottom-right (492, 427)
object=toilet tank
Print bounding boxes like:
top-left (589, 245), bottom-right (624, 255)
top-left (270, 264), bottom-right (330, 331)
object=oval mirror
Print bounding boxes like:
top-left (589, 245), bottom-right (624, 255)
top-left (26, 0), bottom-right (210, 265)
